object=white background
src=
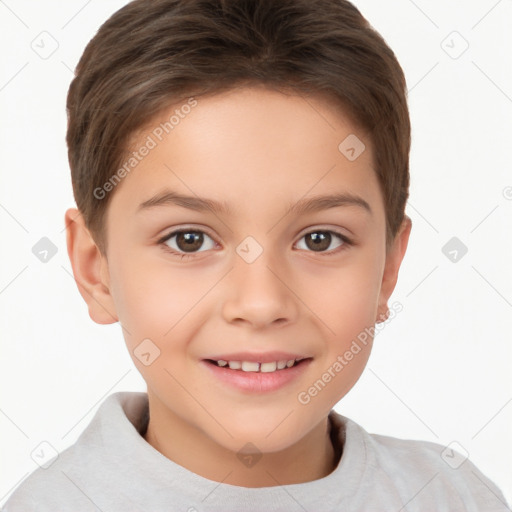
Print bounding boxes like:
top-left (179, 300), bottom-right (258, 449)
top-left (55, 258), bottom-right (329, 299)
top-left (1, 0), bottom-right (511, 507)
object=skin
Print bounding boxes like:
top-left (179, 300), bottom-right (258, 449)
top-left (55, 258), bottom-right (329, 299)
top-left (65, 84), bottom-right (411, 487)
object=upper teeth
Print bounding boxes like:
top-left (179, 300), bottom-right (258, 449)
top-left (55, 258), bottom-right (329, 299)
top-left (216, 359), bottom-right (302, 372)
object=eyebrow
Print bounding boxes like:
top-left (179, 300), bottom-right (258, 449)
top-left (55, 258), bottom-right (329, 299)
top-left (138, 190), bottom-right (372, 216)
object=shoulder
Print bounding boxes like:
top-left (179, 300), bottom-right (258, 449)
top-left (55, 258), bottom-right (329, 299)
top-left (333, 412), bottom-right (509, 511)
top-left (1, 442), bottom-right (96, 511)
top-left (2, 391), bottom-right (147, 511)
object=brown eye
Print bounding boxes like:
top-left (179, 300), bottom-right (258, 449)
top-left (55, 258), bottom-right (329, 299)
top-left (296, 230), bottom-right (348, 253)
top-left (176, 232), bottom-right (203, 252)
top-left (163, 230), bottom-right (216, 254)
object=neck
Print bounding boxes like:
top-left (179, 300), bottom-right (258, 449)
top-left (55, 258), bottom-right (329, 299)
top-left (142, 397), bottom-right (339, 488)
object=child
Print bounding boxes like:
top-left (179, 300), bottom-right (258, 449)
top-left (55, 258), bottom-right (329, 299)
top-left (3, 0), bottom-right (508, 510)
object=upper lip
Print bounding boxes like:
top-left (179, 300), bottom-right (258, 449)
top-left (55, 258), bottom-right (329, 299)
top-left (203, 352), bottom-right (311, 363)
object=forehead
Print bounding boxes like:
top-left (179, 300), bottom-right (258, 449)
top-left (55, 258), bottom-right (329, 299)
top-left (108, 85), bottom-right (383, 222)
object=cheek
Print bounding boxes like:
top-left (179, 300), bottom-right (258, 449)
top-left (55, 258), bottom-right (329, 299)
top-left (300, 251), bottom-right (383, 398)
top-left (108, 248), bottom-right (215, 359)
top-left (107, 250), bottom-right (167, 336)
top-left (303, 251), bottom-right (384, 338)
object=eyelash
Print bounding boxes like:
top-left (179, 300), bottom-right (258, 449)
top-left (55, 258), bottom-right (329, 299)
top-left (157, 227), bottom-right (354, 260)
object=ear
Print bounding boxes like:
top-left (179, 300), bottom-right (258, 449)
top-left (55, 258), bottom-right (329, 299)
top-left (64, 208), bottom-right (118, 324)
top-left (376, 215), bottom-right (412, 323)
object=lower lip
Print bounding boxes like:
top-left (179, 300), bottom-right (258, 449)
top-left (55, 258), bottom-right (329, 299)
top-left (201, 359), bottom-right (312, 393)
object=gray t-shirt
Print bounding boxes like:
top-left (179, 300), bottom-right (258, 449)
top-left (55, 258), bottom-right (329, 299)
top-left (2, 391), bottom-right (508, 511)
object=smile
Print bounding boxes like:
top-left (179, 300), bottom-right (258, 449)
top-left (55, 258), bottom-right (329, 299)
top-left (208, 358), bottom-right (305, 373)
top-left (202, 358), bottom-right (313, 393)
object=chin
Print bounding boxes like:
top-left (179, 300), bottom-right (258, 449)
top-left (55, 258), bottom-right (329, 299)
top-left (210, 413), bottom-right (317, 454)
top-left (217, 430), bottom-right (299, 455)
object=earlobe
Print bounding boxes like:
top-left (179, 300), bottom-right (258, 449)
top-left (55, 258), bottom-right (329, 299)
top-left (64, 208), bottom-right (118, 325)
top-left (376, 215), bottom-right (412, 323)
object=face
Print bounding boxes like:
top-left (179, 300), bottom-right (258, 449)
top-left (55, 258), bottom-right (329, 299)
top-left (73, 85), bottom-right (410, 455)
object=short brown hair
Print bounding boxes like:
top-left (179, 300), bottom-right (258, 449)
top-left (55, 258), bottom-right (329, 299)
top-left (66, 0), bottom-right (410, 254)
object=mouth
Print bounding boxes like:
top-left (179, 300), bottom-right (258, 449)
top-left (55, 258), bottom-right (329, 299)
top-left (201, 357), bottom-right (313, 393)
top-left (204, 357), bottom-right (310, 373)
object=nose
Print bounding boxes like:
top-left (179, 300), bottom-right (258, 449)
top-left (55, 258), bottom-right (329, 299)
top-left (221, 247), bottom-right (300, 330)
